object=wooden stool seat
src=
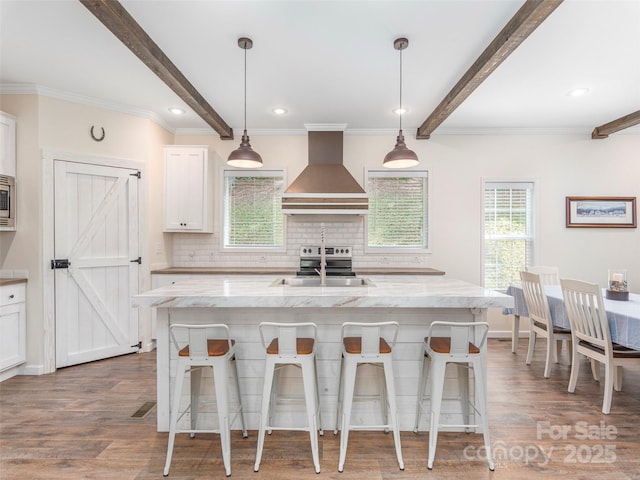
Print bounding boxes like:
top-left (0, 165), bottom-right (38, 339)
top-left (178, 339), bottom-right (235, 357)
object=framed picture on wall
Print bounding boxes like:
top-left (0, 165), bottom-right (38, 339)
top-left (566, 196), bottom-right (637, 228)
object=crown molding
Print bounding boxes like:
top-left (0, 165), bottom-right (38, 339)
top-left (0, 82), bottom-right (175, 133)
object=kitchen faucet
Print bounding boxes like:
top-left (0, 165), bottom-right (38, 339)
top-left (314, 223), bottom-right (327, 286)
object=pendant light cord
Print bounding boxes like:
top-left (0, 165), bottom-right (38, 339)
top-left (399, 45), bottom-right (403, 132)
top-left (243, 44), bottom-right (247, 131)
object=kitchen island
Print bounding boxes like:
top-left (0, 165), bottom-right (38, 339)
top-left (132, 274), bottom-right (513, 432)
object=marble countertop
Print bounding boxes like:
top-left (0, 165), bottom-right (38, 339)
top-left (132, 274), bottom-right (513, 309)
top-left (151, 267), bottom-right (445, 275)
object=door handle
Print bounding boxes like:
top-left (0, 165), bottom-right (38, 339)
top-left (51, 259), bottom-right (71, 269)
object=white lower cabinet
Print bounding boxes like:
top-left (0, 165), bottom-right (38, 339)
top-left (0, 282), bottom-right (26, 378)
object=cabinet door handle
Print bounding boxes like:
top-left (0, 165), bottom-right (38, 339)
top-left (9, 294), bottom-right (14, 299)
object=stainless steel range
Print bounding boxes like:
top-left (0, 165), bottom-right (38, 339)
top-left (297, 246), bottom-right (355, 277)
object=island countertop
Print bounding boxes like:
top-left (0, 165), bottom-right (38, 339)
top-left (133, 274), bottom-right (513, 309)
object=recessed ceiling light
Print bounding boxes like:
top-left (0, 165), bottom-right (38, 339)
top-left (393, 107), bottom-right (408, 115)
top-left (567, 88), bottom-right (589, 97)
top-left (169, 107), bottom-right (185, 115)
top-left (272, 107), bottom-right (288, 115)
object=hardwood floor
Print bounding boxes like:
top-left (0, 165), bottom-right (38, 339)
top-left (2, 339), bottom-right (640, 479)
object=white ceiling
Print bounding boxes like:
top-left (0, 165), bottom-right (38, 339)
top-left (1, 0), bottom-right (639, 136)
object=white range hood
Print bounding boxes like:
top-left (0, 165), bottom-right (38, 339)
top-left (282, 127), bottom-right (368, 215)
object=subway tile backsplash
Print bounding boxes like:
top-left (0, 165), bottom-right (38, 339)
top-left (172, 216), bottom-right (428, 269)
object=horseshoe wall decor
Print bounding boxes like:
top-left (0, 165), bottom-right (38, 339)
top-left (90, 126), bottom-right (105, 142)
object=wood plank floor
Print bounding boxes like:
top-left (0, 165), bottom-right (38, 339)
top-left (1, 338), bottom-right (640, 479)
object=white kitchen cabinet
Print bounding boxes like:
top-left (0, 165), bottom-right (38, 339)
top-left (0, 112), bottom-right (17, 177)
top-left (0, 282), bottom-right (26, 378)
top-left (163, 146), bottom-right (214, 232)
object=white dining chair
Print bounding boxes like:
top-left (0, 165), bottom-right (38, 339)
top-left (507, 266), bottom-right (561, 355)
top-left (561, 279), bottom-right (640, 414)
top-left (525, 265), bottom-right (560, 285)
top-left (520, 271), bottom-right (572, 378)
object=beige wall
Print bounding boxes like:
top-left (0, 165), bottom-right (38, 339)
top-left (0, 94), bottom-right (173, 370)
top-left (2, 91), bottom-right (639, 370)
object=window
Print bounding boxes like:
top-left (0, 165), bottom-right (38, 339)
top-left (223, 170), bottom-right (284, 248)
top-left (366, 170), bottom-right (428, 249)
top-left (483, 181), bottom-right (535, 290)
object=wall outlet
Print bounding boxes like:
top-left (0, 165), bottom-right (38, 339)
top-left (155, 242), bottom-right (162, 254)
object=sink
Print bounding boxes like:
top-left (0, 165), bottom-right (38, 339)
top-left (270, 277), bottom-right (374, 287)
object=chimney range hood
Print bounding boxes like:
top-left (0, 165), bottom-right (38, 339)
top-left (282, 127), bottom-right (368, 215)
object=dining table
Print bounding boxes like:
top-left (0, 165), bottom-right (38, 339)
top-left (504, 284), bottom-right (640, 350)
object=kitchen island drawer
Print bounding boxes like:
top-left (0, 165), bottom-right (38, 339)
top-left (0, 284), bottom-right (26, 306)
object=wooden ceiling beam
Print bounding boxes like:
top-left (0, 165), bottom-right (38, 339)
top-left (416, 0), bottom-right (563, 139)
top-left (80, 0), bottom-right (233, 139)
top-left (591, 110), bottom-right (640, 139)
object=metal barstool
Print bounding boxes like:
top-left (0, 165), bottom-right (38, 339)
top-left (334, 321), bottom-right (404, 472)
top-left (254, 322), bottom-right (323, 474)
top-left (164, 323), bottom-right (247, 477)
top-left (413, 321), bottom-right (493, 470)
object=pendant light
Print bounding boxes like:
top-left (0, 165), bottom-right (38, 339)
top-left (227, 37), bottom-right (263, 168)
top-left (383, 37), bottom-right (419, 168)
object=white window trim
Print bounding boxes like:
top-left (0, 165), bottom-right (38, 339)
top-left (480, 178), bottom-right (537, 290)
top-left (220, 167), bottom-right (287, 252)
top-left (364, 168), bottom-right (430, 254)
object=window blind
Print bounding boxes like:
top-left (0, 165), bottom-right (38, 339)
top-left (367, 171), bottom-right (428, 248)
top-left (483, 181), bottom-right (535, 289)
top-left (224, 170), bottom-right (284, 247)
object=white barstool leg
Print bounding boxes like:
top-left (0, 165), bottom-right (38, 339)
top-left (213, 359), bottom-right (232, 477)
top-left (337, 355), bottom-right (356, 473)
top-left (382, 356), bottom-right (404, 470)
top-left (230, 355), bottom-right (248, 438)
top-left (413, 354), bottom-right (426, 432)
top-left (456, 364), bottom-right (471, 433)
top-left (254, 355), bottom-right (276, 472)
top-left (334, 355), bottom-right (345, 435)
top-left (164, 358), bottom-right (187, 476)
top-left (427, 359), bottom-right (446, 470)
top-left (472, 356), bottom-right (494, 470)
top-left (301, 359), bottom-right (321, 474)
top-left (189, 366), bottom-right (203, 436)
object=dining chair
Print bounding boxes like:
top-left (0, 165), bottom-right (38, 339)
top-left (561, 279), bottom-right (640, 414)
top-left (520, 271), bottom-right (572, 378)
top-left (525, 265), bottom-right (560, 285)
top-left (508, 266), bottom-right (560, 354)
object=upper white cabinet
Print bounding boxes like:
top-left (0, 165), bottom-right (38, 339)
top-left (0, 112), bottom-right (17, 177)
top-left (163, 146), bottom-right (214, 232)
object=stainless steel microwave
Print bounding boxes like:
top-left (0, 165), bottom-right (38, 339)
top-left (0, 175), bottom-right (16, 228)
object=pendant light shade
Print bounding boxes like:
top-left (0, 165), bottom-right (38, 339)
top-left (227, 37), bottom-right (262, 168)
top-left (383, 37), bottom-right (418, 169)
